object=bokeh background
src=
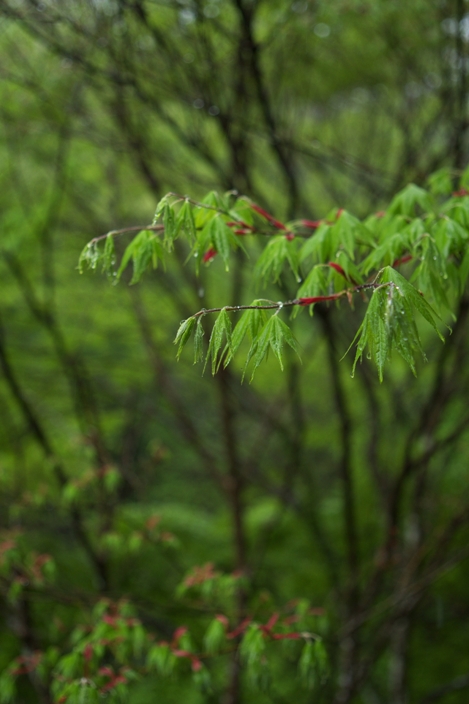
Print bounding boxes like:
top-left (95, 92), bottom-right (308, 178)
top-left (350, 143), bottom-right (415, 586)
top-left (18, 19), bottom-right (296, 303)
top-left (1, 1), bottom-right (469, 703)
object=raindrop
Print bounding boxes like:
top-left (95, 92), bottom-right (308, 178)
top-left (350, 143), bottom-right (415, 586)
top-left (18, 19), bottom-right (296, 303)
top-left (193, 98), bottom-right (204, 109)
top-left (208, 105), bottom-right (220, 116)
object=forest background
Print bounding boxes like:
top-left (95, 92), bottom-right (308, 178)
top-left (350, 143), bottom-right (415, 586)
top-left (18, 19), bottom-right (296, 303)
top-left (1, 1), bottom-right (469, 704)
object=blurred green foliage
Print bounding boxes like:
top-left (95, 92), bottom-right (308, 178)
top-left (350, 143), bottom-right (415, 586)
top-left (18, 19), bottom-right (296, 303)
top-left (1, 1), bottom-right (469, 703)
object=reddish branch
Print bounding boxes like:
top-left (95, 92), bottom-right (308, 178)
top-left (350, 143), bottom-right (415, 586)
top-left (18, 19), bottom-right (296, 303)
top-left (189, 282), bottom-right (380, 319)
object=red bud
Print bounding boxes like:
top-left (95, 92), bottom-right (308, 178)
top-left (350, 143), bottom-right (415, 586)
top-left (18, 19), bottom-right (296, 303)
top-left (301, 219), bottom-right (322, 229)
top-left (203, 247), bottom-right (217, 263)
top-left (250, 203), bottom-right (287, 230)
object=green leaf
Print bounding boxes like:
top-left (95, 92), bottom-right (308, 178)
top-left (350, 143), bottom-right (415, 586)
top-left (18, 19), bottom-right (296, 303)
top-left (381, 267), bottom-right (444, 340)
top-left (193, 318), bottom-right (205, 364)
top-left (269, 316), bottom-right (300, 370)
top-left (147, 644), bottom-right (176, 676)
top-left (204, 618), bottom-right (226, 655)
top-left (102, 234), bottom-right (116, 280)
top-left (297, 265), bottom-right (329, 299)
top-left (163, 203), bottom-right (176, 250)
top-left (174, 317), bottom-right (196, 360)
top-left (335, 251), bottom-right (364, 284)
top-left (299, 223), bottom-right (332, 264)
top-left (255, 236), bottom-right (300, 283)
top-left (229, 199), bottom-right (255, 226)
top-left (350, 266), bottom-right (444, 380)
top-left (193, 191), bottom-right (225, 228)
top-left (223, 305), bottom-right (269, 368)
top-left (331, 210), bottom-right (358, 259)
top-left (388, 183), bottom-right (433, 217)
top-left (205, 309), bottom-right (233, 374)
top-left (240, 624), bottom-right (265, 666)
top-left (361, 232), bottom-right (409, 275)
top-left (209, 216), bottom-right (240, 270)
top-left (176, 200), bottom-right (197, 243)
top-left (78, 241), bottom-right (100, 273)
top-left (55, 652), bottom-right (81, 679)
top-left (434, 217), bottom-right (468, 258)
top-left (153, 193), bottom-right (172, 223)
top-left (411, 236), bottom-right (452, 313)
top-left (245, 318), bottom-right (273, 381)
top-left (246, 314), bottom-right (299, 380)
top-left (116, 230), bottom-right (164, 283)
top-left (192, 664), bottom-right (212, 693)
top-left (0, 670), bottom-right (15, 704)
top-left (427, 167), bottom-right (453, 196)
top-left (298, 641), bottom-right (316, 689)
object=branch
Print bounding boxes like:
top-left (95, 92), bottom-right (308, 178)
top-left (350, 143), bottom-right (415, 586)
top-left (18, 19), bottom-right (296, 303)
top-left (189, 283), bottom-right (381, 318)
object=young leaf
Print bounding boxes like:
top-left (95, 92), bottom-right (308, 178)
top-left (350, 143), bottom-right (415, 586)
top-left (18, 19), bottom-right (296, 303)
top-left (255, 236), bottom-right (299, 283)
top-left (269, 316), bottom-right (301, 370)
top-left (298, 641), bottom-right (316, 689)
top-left (240, 624), bottom-right (265, 666)
top-left (176, 200), bottom-right (197, 244)
top-left (205, 309), bottom-right (233, 374)
top-left (174, 317), bottom-right (197, 360)
top-left (209, 216), bottom-right (240, 270)
top-left (153, 193), bottom-right (172, 223)
top-left (223, 306), bottom-right (268, 367)
top-left (102, 234), bottom-right (116, 280)
top-left (163, 203), bottom-right (176, 250)
top-left (427, 167), bottom-right (453, 196)
top-left (246, 314), bottom-right (300, 380)
top-left (78, 241), bottom-right (100, 273)
top-left (204, 618), bottom-right (226, 655)
top-left (147, 644), bottom-right (176, 676)
top-left (380, 266), bottom-right (444, 341)
top-left (330, 210), bottom-right (359, 259)
top-left (388, 183), bottom-right (433, 217)
top-left (193, 318), bottom-right (205, 364)
top-left (299, 223), bottom-right (332, 264)
top-left (116, 230), bottom-right (164, 283)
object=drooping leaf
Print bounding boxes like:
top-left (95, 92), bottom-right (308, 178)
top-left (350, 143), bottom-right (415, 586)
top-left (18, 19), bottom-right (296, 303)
top-left (209, 216), bottom-right (243, 270)
top-left (116, 230), bottom-right (164, 283)
top-left (223, 306), bottom-right (267, 367)
top-left (153, 193), bottom-right (172, 223)
top-left (255, 236), bottom-right (300, 283)
top-left (205, 309), bottom-right (233, 374)
top-left (427, 167), bottom-right (453, 196)
top-left (204, 618), bottom-right (226, 655)
top-left (78, 241), bottom-right (101, 273)
top-left (193, 318), bottom-right (205, 364)
top-left (163, 203), bottom-right (176, 250)
top-left (388, 183), bottom-right (433, 217)
top-left (102, 234), bottom-right (116, 280)
top-left (380, 266), bottom-right (444, 340)
top-left (174, 317), bottom-right (196, 360)
top-left (246, 314), bottom-right (300, 380)
top-left (176, 200), bottom-right (197, 243)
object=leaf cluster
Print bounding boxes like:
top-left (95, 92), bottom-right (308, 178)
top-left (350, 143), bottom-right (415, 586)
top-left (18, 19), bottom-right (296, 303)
top-left (80, 170), bottom-right (469, 378)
